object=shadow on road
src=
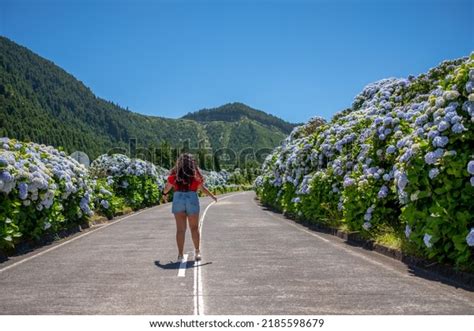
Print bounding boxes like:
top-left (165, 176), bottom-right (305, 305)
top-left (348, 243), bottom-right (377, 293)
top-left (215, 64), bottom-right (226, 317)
top-left (154, 260), bottom-right (212, 270)
top-left (406, 265), bottom-right (474, 292)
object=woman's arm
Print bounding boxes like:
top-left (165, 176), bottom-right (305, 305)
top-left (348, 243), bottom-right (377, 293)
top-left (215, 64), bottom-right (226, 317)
top-left (162, 182), bottom-right (173, 202)
top-left (199, 184), bottom-right (217, 202)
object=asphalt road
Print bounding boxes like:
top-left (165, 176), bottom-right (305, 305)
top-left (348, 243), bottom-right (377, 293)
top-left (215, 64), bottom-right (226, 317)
top-left (0, 191), bottom-right (473, 314)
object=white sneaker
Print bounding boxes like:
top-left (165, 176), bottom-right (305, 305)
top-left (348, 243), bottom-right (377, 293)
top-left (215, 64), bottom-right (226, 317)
top-left (177, 255), bottom-right (184, 261)
top-left (194, 250), bottom-right (201, 261)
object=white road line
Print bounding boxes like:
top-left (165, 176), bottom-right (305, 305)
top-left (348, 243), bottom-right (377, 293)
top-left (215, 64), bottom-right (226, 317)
top-left (194, 199), bottom-right (214, 316)
top-left (196, 261), bottom-right (204, 315)
top-left (177, 254), bottom-right (189, 277)
top-left (193, 258), bottom-right (199, 314)
top-left (194, 192), bottom-right (248, 316)
top-left (0, 204), bottom-right (167, 274)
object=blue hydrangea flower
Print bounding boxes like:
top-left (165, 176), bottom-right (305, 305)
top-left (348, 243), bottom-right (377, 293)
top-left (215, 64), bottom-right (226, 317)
top-left (428, 168), bottom-right (440, 179)
top-left (0, 170), bottom-right (15, 194)
top-left (400, 148), bottom-right (414, 163)
top-left (463, 100), bottom-right (474, 116)
top-left (0, 170), bottom-right (13, 182)
top-left (423, 234), bottom-right (433, 248)
top-left (0, 156), bottom-right (8, 166)
top-left (424, 148), bottom-right (444, 165)
top-left (378, 185), bottom-right (389, 199)
top-left (396, 139), bottom-right (406, 149)
top-left (100, 199), bottom-right (110, 209)
top-left (415, 114), bottom-right (428, 126)
top-left (468, 161), bottom-right (474, 175)
top-left (383, 117), bottom-right (393, 126)
top-left (405, 225), bottom-right (411, 239)
top-left (386, 145), bottom-right (396, 154)
top-left (80, 196), bottom-right (93, 216)
top-left (432, 136), bottom-right (449, 148)
top-left (396, 172), bottom-right (408, 190)
top-left (466, 228), bottom-right (474, 247)
top-left (291, 197), bottom-right (301, 203)
top-left (427, 130), bottom-right (439, 140)
top-left (18, 182), bottom-right (28, 200)
top-left (449, 115), bottom-right (462, 124)
top-left (466, 81), bottom-right (473, 93)
top-left (100, 188), bottom-right (112, 196)
top-left (415, 127), bottom-right (424, 137)
top-left (452, 123), bottom-right (466, 134)
top-left (437, 120), bottom-right (450, 132)
top-left (343, 177), bottom-right (355, 187)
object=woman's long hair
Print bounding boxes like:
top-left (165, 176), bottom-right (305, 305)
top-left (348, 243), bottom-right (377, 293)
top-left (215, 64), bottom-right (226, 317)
top-left (171, 153), bottom-right (202, 190)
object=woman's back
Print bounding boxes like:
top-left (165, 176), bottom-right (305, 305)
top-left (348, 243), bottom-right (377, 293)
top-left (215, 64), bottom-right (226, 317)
top-left (167, 171), bottom-right (202, 191)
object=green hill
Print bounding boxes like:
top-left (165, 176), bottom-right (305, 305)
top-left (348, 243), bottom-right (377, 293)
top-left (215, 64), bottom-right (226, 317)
top-left (182, 102), bottom-right (297, 133)
top-left (0, 36), bottom-right (296, 166)
top-left (183, 103), bottom-right (295, 155)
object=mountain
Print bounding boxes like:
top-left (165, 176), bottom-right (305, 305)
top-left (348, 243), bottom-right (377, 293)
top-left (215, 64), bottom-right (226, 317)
top-left (0, 36), bottom-right (297, 166)
top-left (182, 103), bottom-right (296, 155)
top-left (182, 102), bottom-right (296, 133)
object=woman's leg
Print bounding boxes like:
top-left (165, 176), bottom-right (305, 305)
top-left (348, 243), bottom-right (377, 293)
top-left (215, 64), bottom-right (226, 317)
top-left (187, 213), bottom-right (200, 251)
top-left (174, 212), bottom-right (187, 256)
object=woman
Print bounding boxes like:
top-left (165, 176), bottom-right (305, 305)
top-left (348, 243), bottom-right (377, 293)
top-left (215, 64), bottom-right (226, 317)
top-left (162, 153), bottom-right (217, 262)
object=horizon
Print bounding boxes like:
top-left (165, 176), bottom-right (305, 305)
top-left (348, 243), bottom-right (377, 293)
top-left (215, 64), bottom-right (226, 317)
top-left (1, 0), bottom-right (473, 123)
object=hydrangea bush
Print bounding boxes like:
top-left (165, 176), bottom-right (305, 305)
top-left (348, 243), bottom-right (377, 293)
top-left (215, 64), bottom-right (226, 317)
top-left (0, 138), bottom-right (93, 249)
top-left (89, 154), bottom-right (166, 210)
top-left (201, 169), bottom-right (230, 188)
top-left (91, 178), bottom-right (125, 219)
top-left (201, 169), bottom-right (246, 194)
top-left (255, 55), bottom-right (474, 268)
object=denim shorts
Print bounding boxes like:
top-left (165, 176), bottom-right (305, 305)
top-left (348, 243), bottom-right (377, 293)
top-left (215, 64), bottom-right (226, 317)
top-left (172, 191), bottom-right (200, 215)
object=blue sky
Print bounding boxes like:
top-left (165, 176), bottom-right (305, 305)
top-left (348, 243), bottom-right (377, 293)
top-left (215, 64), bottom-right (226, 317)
top-left (1, 0), bottom-right (472, 123)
